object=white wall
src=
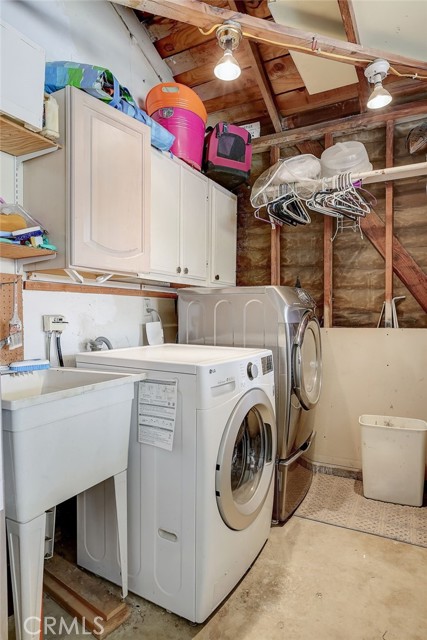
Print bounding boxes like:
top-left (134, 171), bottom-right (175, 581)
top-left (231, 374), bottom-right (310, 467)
top-left (0, 0), bottom-right (177, 359)
top-left (0, 0), bottom-right (173, 102)
top-left (304, 328), bottom-right (427, 471)
top-left (23, 289), bottom-right (177, 366)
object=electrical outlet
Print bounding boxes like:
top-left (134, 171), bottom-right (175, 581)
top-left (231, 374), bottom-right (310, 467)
top-left (43, 315), bottom-right (68, 332)
top-left (143, 298), bottom-right (152, 320)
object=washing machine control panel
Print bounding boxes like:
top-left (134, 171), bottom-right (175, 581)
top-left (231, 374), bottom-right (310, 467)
top-left (247, 362), bottom-right (258, 380)
top-left (261, 354), bottom-right (273, 375)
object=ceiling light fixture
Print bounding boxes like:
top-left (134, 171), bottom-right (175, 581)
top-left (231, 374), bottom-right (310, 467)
top-left (364, 59), bottom-right (393, 110)
top-left (214, 20), bottom-right (242, 81)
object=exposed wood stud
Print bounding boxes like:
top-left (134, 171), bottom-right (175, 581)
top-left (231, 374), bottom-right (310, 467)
top-left (384, 120), bottom-right (395, 326)
top-left (323, 132), bottom-right (334, 328)
top-left (270, 145), bottom-right (281, 285)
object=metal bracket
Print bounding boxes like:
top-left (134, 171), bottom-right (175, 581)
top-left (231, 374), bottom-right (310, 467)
top-left (377, 296), bottom-right (406, 328)
top-left (15, 251), bottom-right (57, 275)
top-left (65, 268), bottom-right (85, 284)
top-left (332, 215), bottom-right (363, 242)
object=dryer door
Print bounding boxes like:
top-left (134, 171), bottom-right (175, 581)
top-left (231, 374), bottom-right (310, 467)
top-left (215, 388), bottom-right (276, 531)
top-left (292, 311), bottom-right (322, 410)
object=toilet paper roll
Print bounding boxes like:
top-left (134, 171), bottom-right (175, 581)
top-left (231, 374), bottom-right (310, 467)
top-left (146, 321), bottom-right (164, 345)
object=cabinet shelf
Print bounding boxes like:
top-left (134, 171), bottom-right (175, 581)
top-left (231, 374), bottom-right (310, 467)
top-left (0, 115), bottom-right (58, 156)
top-left (0, 244), bottom-right (55, 260)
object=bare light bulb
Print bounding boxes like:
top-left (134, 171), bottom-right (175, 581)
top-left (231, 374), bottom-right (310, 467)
top-left (214, 49), bottom-right (241, 81)
top-left (367, 82), bottom-right (393, 109)
top-left (364, 59), bottom-right (393, 110)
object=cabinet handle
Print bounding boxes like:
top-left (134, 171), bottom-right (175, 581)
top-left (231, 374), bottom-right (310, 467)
top-left (183, 267), bottom-right (189, 274)
top-left (176, 266), bottom-right (182, 274)
top-left (215, 274), bottom-right (220, 280)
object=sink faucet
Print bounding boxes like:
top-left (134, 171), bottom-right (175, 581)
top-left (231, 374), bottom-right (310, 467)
top-left (87, 336), bottom-right (113, 351)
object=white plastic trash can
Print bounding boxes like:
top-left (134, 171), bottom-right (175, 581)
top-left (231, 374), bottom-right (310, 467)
top-left (359, 415), bottom-right (427, 507)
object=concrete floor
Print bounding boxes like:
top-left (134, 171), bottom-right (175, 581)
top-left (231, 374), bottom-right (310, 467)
top-left (9, 515), bottom-right (427, 640)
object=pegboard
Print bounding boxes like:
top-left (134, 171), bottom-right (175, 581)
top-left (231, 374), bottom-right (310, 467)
top-left (0, 273), bottom-right (24, 365)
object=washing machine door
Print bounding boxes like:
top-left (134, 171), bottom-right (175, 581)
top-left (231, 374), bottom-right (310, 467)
top-left (292, 310), bottom-right (322, 410)
top-left (215, 388), bottom-right (276, 531)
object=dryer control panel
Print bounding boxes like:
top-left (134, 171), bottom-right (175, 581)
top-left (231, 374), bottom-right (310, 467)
top-left (197, 350), bottom-right (275, 409)
top-left (247, 362), bottom-right (258, 380)
top-left (246, 356), bottom-right (273, 379)
top-left (261, 354), bottom-right (273, 375)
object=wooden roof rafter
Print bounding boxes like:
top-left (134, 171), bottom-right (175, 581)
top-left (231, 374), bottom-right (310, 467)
top-left (117, 0), bottom-right (427, 76)
top-left (230, 0), bottom-right (282, 132)
top-left (337, 0), bottom-right (369, 113)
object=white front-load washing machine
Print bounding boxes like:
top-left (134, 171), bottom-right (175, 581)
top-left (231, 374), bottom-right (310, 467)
top-left (75, 344), bottom-right (276, 623)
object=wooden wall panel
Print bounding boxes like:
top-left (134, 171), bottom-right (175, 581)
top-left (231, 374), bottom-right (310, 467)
top-left (236, 118), bottom-right (427, 328)
top-left (236, 153), bottom-right (271, 286)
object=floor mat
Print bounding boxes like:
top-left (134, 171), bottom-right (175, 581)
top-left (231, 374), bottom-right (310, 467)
top-left (295, 473), bottom-right (427, 548)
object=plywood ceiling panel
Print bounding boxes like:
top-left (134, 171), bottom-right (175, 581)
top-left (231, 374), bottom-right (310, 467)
top-left (267, 0), bottom-right (358, 93)
top-left (353, 0), bottom-right (427, 61)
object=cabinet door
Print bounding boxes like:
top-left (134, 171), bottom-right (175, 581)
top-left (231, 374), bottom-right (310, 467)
top-left (180, 165), bottom-right (208, 281)
top-left (70, 89), bottom-right (151, 274)
top-left (149, 149), bottom-right (181, 276)
top-left (209, 181), bottom-right (237, 286)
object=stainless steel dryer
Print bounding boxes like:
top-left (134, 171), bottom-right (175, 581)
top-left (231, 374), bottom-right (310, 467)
top-left (178, 285), bottom-right (322, 523)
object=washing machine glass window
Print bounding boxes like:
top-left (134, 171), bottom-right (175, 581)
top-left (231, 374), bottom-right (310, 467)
top-left (293, 311), bottom-right (322, 410)
top-left (216, 388), bottom-right (276, 531)
top-left (232, 407), bottom-right (267, 503)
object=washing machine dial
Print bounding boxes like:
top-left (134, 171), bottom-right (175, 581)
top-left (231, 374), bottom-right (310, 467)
top-left (247, 362), bottom-right (258, 380)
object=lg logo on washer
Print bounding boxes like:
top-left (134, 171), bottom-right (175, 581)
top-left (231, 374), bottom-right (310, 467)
top-left (209, 368), bottom-right (217, 374)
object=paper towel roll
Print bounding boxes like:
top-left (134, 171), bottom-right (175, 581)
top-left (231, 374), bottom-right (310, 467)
top-left (146, 321), bottom-right (164, 345)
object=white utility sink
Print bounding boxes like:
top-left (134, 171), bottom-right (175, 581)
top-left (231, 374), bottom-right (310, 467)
top-left (2, 366), bottom-right (143, 640)
top-left (1, 367), bottom-right (143, 523)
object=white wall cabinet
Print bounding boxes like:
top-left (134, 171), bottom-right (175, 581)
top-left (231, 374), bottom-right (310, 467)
top-left (149, 149), bottom-right (236, 286)
top-left (23, 86), bottom-right (151, 276)
top-left (23, 88), bottom-right (236, 286)
top-left (149, 149), bottom-right (209, 285)
top-left (208, 181), bottom-right (237, 286)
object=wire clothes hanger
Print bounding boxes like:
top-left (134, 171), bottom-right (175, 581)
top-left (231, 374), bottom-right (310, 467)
top-left (251, 154), bottom-right (377, 228)
top-left (305, 173), bottom-right (376, 221)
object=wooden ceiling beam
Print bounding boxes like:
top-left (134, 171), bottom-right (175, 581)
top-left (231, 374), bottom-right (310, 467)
top-left (230, 1), bottom-right (282, 132)
top-left (206, 85), bottom-right (425, 132)
top-left (337, 0), bottom-right (369, 113)
top-left (243, 40), bottom-right (282, 132)
top-left (252, 99), bottom-right (427, 152)
top-left (116, 0), bottom-right (427, 74)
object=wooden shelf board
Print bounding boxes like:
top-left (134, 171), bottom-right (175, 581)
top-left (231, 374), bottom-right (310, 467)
top-left (0, 115), bottom-right (58, 156)
top-left (0, 244), bottom-right (55, 260)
